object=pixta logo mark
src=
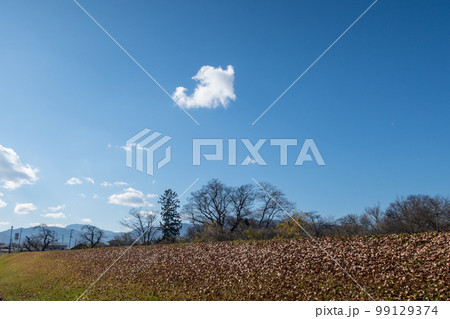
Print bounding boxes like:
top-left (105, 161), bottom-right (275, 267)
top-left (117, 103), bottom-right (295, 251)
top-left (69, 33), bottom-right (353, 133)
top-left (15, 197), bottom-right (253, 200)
top-left (126, 129), bottom-right (172, 176)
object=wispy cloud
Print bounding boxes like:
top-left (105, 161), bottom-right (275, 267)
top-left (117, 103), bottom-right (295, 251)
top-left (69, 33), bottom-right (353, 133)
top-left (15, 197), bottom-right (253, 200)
top-left (84, 177), bottom-right (95, 184)
top-left (41, 212), bottom-right (66, 219)
top-left (138, 210), bottom-right (156, 217)
top-left (0, 221), bottom-right (10, 226)
top-left (172, 65), bottom-right (236, 109)
top-left (65, 177), bottom-right (82, 185)
top-left (108, 187), bottom-right (153, 208)
top-left (48, 204), bottom-right (65, 212)
top-left (81, 218), bottom-right (92, 223)
top-left (14, 203), bottom-right (37, 215)
top-left (0, 199), bottom-right (6, 208)
top-left (0, 144), bottom-right (38, 190)
top-left (100, 181), bottom-right (129, 187)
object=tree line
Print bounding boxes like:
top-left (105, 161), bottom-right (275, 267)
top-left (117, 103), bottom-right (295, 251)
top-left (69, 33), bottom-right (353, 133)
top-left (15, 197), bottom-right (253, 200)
top-left (18, 178), bottom-right (449, 250)
top-left (23, 224), bottom-right (105, 251)
top-left (111, 178), bottom-right (449, 245)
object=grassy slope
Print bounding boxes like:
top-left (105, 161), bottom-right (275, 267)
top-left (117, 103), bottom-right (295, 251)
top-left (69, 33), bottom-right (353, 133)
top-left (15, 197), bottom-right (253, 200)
top-left (0, 233), bottom-right (448, 301)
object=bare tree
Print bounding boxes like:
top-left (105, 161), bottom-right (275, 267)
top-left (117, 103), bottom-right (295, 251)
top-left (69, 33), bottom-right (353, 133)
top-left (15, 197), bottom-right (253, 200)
top-left (120, 208), bottom-right (158, 245)
top-left (361, 204), bottom-right (384, 234)
top-left (108, 232), bottom-right (135, 246)
top-left (184, 179), bottom-right (232, 231)
top-left (80, 225), bottom-right (104, 248)
top-left (23, 224), bottom-right (57, 251)
top-left (383, 195), bottom-right (450, 233)
top-left (229, 184), bottom-right (256, 232)
top-left (337, 214), bottom-right (364, 236)
top-left (419, 195), bottom-right (449, 232)
top-left (304, 211), bottom-right (333, 237)
top-left (255, 182), bottom-right (294, 229)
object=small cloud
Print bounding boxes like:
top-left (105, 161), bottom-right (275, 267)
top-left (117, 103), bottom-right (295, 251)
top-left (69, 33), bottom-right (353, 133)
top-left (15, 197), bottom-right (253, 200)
top-left (48, 204), bottom-right (65, 212)
top-left (14, 203), bottom-right (37, 215)
top-left (108, 187), bottom-right (153, 208)
top-left (147, 193), bottom-right (158, 199)
top-left (79, 193), bottom-right (86, 198)
top-left (114, 181), bottom-right (128, 186)
top-left (0, 221), bottom-right (10, 226)
top-left (101, 181), bottom-right (129, 187)
top-left (65, 177), bottom-right (82, 185)
top-left (172, 65), bottom-right (236, 109)
top-left (107, 143), bottom-right (112, 148)
top-left (41, 212), bottom-right (66, 219)
top-left (93, 194), bottom-right (99, 199)
top-left (81, 218), bottom-right (92, 223)
top-left (84, 177), bottom-right (95, 184)
top-left (0, 199), bottom-right (7, 208)
top-left (0, 144), bottom-right (39, 190)
top-left (138, 211), bottom-right (156, 218)
top-left (30, 222), bottom-right (64, 228)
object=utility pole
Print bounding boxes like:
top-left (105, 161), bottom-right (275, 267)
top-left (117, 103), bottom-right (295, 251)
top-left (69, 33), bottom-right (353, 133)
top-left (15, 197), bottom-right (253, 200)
top-left (68, 230), bottom-right (74, 249)
top-left (8, 226), bottom-right (13, 254)
top-left (18, 228), bottom-right (23, 252)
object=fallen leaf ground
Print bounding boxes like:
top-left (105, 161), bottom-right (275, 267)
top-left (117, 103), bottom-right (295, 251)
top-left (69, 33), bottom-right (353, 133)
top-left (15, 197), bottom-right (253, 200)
top-left (0, 233), bottom-right (448, 300)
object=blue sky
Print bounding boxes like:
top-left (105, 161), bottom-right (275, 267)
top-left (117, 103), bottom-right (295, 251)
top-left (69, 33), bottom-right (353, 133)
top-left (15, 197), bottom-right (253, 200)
top-left (0, 0), bottom-right (449, 232)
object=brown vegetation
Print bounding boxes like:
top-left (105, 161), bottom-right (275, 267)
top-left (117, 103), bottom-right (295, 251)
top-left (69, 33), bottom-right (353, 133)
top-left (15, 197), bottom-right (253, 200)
top-left (1, 233), bottom-right (447, 300)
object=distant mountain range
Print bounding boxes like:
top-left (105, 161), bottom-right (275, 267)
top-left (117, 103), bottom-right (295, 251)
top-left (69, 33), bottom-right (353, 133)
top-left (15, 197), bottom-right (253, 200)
top-left (0, 223), bottom-right (190, 248)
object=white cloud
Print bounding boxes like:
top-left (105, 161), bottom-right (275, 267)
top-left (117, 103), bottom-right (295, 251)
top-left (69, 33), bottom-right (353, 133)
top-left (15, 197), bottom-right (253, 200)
top-left (84, 177), bottom-right (95, 184)
top-left (14, 203), bottom-right (37, 215)
top-left (79, 193), bottom-right (86, 198)
top-left (147, 193), bottom-right (158, 199)
top-left (0, 221), bottom-right (9, 225)
top-left (30, 222), bottom-right (64, 228)
top-left (48, 204), bottom-right (65, 212)
top-left (41, 212), bottom-right (66, 219)
top-left (172, 65), bottom-right (236, 109)
top-left (0, 199), bottom-right (7, 208)
top-left (65, 177), bottom-right (82, 185)
top-left (0, 144), bottom-right (38, 190)
top-left (108, 187), bottom-right (153, 208)
top-left (138, 211), bottom-right (156, 218)
top-left (81, 218), bottom-right (92, 223)
top-left (101, 181), bottom-right (129, 187)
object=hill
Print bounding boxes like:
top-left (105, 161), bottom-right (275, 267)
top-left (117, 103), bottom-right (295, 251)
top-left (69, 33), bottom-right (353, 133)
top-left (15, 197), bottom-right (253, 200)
top-left (0, 223), bottom-right (191, 248)
top-left (0, 224), bottom-right (121, 248)
top-left (0, 232), bottom-right (448, 301)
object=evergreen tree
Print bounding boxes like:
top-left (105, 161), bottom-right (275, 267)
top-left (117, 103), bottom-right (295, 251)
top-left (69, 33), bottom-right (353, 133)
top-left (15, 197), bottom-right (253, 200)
top-left (158, 189), bottom-right (181, 242)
